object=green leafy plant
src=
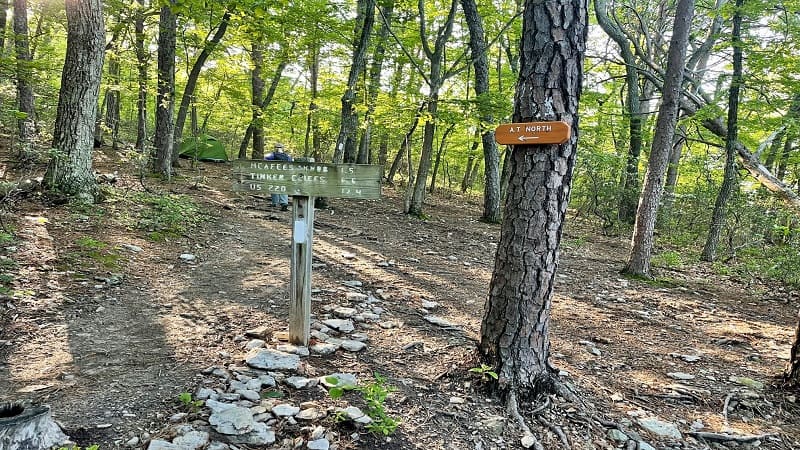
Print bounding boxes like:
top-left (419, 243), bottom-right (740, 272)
top-left (651, 250), bottom-right (684, 269)
top-left (58, 446), bottom-right (99, 450)
top-left (469, 364), bottom-right (499, 381)
top-left (74, 237), bottom-right (122, 270)
top-left (326, 373), bottom-right (400, 436)
top-left (178, 392), bottom-right (204, 413)
top-left (130, 193), bottom-right (210, 241)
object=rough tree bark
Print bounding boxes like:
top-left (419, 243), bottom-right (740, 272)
top-left (701, 0), bottom-right (742, 262)
top-left (461, 0), bottom-right (501, 223)
top-left (623, 0), bottom-right (695, 277)
top-left (786, 309), bottom-right (800, 385)
top-left (0, 0), bottom-right (8, 53)
top-left (153, 3), bottom-right (176, 177)
top-left (479, 0), bottom-right (587, 402)
top-left (44, 0), bottom-right (104, 202)
top-left (333, 0), bottom-right (375, 163)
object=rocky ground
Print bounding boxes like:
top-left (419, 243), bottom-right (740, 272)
top-left (1, 147), bottom-right (800, 450)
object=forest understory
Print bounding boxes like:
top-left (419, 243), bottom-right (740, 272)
top-left (0, 146), bottom-right (799, 449)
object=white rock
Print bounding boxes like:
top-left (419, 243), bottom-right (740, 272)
top-left (320, 373), bottom-right (358, 388)
top-left (334, 307), bottom-right (358, 318)
top-left (173, 430), bottom-right (210, 449)
top-left (345, 292), bottom-right (369, 301)
top-left (311, 343), bottom-right (339, 355)
top-left (667, 372), bottom-right (695, 380)
top-left (340, 406), bottom-right (365, 420)
top-left (245, 348), bottom-right (301, 371)
top-left (296, 408), bottom-right (326, 420)
top-left (195, 388), bottom-right (215, 400)
top-left (341, 340), bottom-right (367, 352)
top-left (322, 318), bottom-right (355, 333)
top-left (209, 406), bottom-right (257, 435)
top-left (637, 417), bottom-right (682, 439)
top-left (286, 376), bottom-right (313, 389)
top-left (179, 253), bottom-right (196, 262)
top-left (307, 438), bottom-right (330, 450)
top-left (245, 339), bottom-right (265, 350)
top-left (423, 315), bottom-right (458, 328)
top-left (521, 433), bottom-right (536, 448)
top-left (277, 343), bottom-right (310, 356)
top-left (146, 440), bottom-right (189, 450)
top-left (421, 300), bottom-right (439, 309)
top-left (271, 403), bottom-right (300, 417)
top-left (342, 280), bottom-right (362, 287)
top-left (238, 390), bottom-right (261, 402)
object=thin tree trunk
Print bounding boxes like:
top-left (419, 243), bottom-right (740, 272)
top-left (238, 58), bottom-right (288, 159)
top-left (461, 0), bottom-right (500, 223)
top-left (304, 43), bottom-right (319, 159)
top-left (104, 34), bottom-right (121, 150)
top-left (153, 3), bottom-right (176, 177)
top-left (430, 123), bottom-right (455, 193)
top-left (623, 0), bottom-right (695, 277)
top-left (0, 0), bottom-right (8, 53)
top-left (701, 0), bottom-right (742, 262)
top-left (662, 127), bottom-right (686, 213)
top-left (251, 42), bottom-right (265, 159)
top-left (44, 0), bottom-right (104, 202)
top-left (134, 0), bottom-right (148, 153)
top-left (172, 9), bottom-right (231, 163)
top-left (594, 0), bottom-right (643, 224)
top-left (357, 0), bottom-right (393, 164)
top-left (334, 0), bottom-right (375, 163)
top-left (408, 0), bottom-right (458, 215)
top-left (387, 102), bottom-right (425, 183)
top-left (479, 0), bottom-right (587, 398)
top-left (13, 0), bottom-right (35, 143)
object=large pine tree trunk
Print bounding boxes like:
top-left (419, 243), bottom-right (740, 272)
top-left (153, 4), bottom-right (176, 177)
top-left (461, 0), bottom-right (500, 223)
top-left (333, 0), bottom-right (375, 163)
top-left (624, 0), bottom-right (694, 277)
top-left (44, 0), bottom-right (104, 202)
top-left (479, 0), bottom-right (587, 397)
top-left (14, 0), bottom-right (35, 143)
top-left (701, 0), bottom-right (742, 262)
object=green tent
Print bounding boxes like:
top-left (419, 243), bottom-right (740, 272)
top-left (178, 134), bottom-right (228, 162)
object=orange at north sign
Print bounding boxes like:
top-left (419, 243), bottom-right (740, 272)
top-left (494, 121), bottom-right (571, 145)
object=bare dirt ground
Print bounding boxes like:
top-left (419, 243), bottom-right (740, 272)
top-left (1, 147), bottom-right (800, 449)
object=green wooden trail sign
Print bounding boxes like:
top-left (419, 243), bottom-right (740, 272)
top-left (233, 161), bottom-right (381, 199)
top-left (233, 160), bottom-right (382, 346)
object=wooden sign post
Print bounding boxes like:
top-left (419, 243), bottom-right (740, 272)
top-left (233, 160), bottom-right (382, 346)
top-left (494, 121), bottom-right (571, 145)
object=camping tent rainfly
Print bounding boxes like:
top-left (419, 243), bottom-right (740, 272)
top-left (178, 134), bottom-right (228, 162)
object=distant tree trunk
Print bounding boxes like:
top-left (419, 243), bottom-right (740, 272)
top-left (594, 0), bottom-right (642, 224)
top-left (238, 58), bottom-right (287, 159)
top-left (13, 0), bottom-right (35, 143)
top-left (134, 0), bottom-right (148, 152)
top-left (701, 0), bottom-right (742, 262)
top-left (662, 127), bottom-right (686, 212)
top-left (387, 102), bottom-right (425, 184)
top-left (334, 0), bottom-right (375, 163)
top-left (462, 137), bottom-right (479, 193)
top-left (172, 9), bottom-right (231, 163)
top-left (0, 0), bottom-right (8, 53)
top-left (623, 0), bottom-right (694, 277)
top-left (430, 123), bottom-right (455, 193)
top-left (251, 42), bottom-right (265, 159)
top-left (304, 43), bottom-right (320, 159)
top-left (358, 0), bottom-right (393, 164)
top-left (786, 309), bottom-right (800, 385)
top-left (462, 0), bottom-right (500, 223)
top-left (103, 34), bottom-right (121, 150)
top-left (479, 0), bottom-right (587, 399)
top-left (153, 3), bottom-right (176, 177)
top-left (378, 134), bottom-right (388, 168)
top-left (44, 0), bottom-right (104, 202)
top-left (408, 0), bottom-right (458, 215)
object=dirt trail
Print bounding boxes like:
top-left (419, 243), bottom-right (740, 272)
top-left (0, 159), bottom-right (798, 449)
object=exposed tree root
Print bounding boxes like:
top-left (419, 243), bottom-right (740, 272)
top-left (688, 431), bottom-right (777, 443)
top-left (507, 391), bottom-right (545, 450)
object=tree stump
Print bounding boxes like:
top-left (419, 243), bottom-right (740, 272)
top-left (0, 401), bottom-right (69, 450)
